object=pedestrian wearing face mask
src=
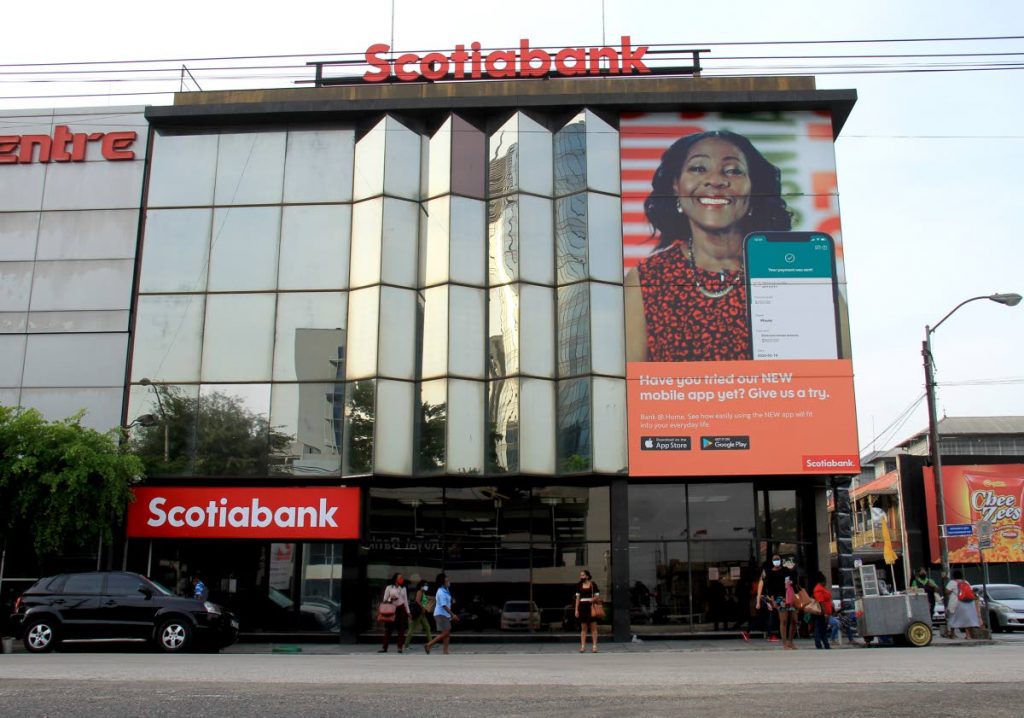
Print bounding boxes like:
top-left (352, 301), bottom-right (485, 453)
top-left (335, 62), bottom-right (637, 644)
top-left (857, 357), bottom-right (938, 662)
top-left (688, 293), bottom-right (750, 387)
top-left (379, 573), bottom-right (410, 653)
top-left (910, 567), bottom-right (939, 619)
top-left (755, 553), bottom-right (797, 648)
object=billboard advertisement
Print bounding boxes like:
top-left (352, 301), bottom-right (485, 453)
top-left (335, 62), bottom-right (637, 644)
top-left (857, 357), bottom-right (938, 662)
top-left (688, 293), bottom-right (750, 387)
top-left (621, 111), bottom-right (858, 476)
top-left (923, 465), bottom-right (1024, 564)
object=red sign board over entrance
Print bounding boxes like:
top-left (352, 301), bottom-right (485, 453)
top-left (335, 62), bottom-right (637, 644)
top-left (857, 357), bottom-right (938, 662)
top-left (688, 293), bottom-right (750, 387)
top-left (127, 487), bottom-right (361, 540)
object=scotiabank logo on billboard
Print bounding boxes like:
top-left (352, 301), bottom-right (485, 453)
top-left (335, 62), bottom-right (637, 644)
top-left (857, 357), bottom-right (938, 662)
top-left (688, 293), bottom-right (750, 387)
top-left (127, 487), bottom-right (361, 540)
top-left (364, 37), bottom-right (650, 82)
top-left (0, 125), bottom-right (137, 165)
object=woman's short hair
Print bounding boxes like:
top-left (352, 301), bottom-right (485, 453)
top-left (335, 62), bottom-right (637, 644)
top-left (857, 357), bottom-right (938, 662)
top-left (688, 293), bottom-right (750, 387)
top-left (389, 573), bottom-right (401, 586)
top-left (643, 129), bottom-right (792, 250)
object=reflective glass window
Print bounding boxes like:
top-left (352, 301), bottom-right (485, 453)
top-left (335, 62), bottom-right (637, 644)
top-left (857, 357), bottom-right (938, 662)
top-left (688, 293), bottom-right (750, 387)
top-left (201, 294), bottom-right (275, 381)
top-left (278, 205), bottom-right (351, 291)
top-left (139, 209), bottom-right (211, 293)
top-left (131, 294), bottom-right (205, 383)
top-left (36, 209), bottom-right (137, 261)
top-left (628, 485), bottom-right (687, 541)
top-left (532, 486), bottom-right (611, 543)
top-left (628, 541), bottom-right (689, 626)
top-left (0, 212), bottom-right (39, 261)
top-left (349, 199), bottom-right (382, 289)
top-left (19, 386), bottom-right (123, 431)
top-left (64, 573), bottom-right (102, 594)
top-left (378, 287), bottom-right (417, 380)
top-left (447, 378), bottom-right (484, 475)
top-left (586, 193), bottom-right (623, 284)
top-left (581, 110), bottom-right (620, 196)
top-left (300, 543), bottom-right (343, 633)
top-left (22, 333), bottom-right (127, 387)
top-left (366, 487), bottom-right (445, 574)
top-left (592, 377), bottom-right (627, 474)
top-left (381, 117), bottom-right (422, 201)
top-left (557, 377), bottom-right (591, 474)
top-left (273, 292), bottom-right (347, 382)
top-left (353, 120), bottom-right (386, 200)
top-left (417, 379), bottom-right (447, 475)
top-left (519, 284), bottom-right (555, 378)
top-left (214, 131), bottom-right (286, 206)
top-left (488, 115), bottom-right (520, 198)
top-left (345, 287), bottom-right (379, 380)
top-left (518, 195), bottom-right (554, 286)
top-left (488, 195), bottom-right (518, 286)
top-left (450, 115), bottom-right (486, 199)
top-left (488, 113), bottom-right (552, 198)
top-left (42, 161), bottom-right (144, 211)
top-left (448, 286), bottom-right (485, 379)
top-left (147, 131), bottom-right (218, 207)
top-left (688, 484), bottom-right (756, 540)
top-left (554, 115), bottom-right (587, 196)
top-left (30, 259), bottom-right (134, 312)
top-left (27, 310), bottom-right (129, 334)
top-left (125, 383), bottom-right (198, 476)
top-left (555, 193), bottom-right (588, 284)
top-left (449, 197), bottom-right (486, 286)
top-left (519, 378), bottom-right (555, 474)
top-left (342, 380), bottom-right (375, 476)
top-left (487, 377), bottom-right (519, 474)
top-left (379, 198), bottom-right (418, 288)
top-left (590, 282), bottom-right (625, 377)
top-left (445, 485), bottom-right (533, 546)
top-left (269, 382), bottom-right (343, 477)
top-left (426, 117), bottom-right (453, 199)
top-left (488, 284), bottom-right (519, 377)
top-left (0, 262), bottom-right (32, 312)
top-left (208, 206), bottom-right (280, 292)
top-left (195, 384), bottom-right (273, 477)
top-left (557, 283), bottom-right (590, 377)
top-left (419, 196), bottom-right (450, 287)
top-left (284, 128), bottom-right (355, 203)
top-left (420, 286), bottom-right (448, 380)
top-left (0, 335), bottom-right (26, 386)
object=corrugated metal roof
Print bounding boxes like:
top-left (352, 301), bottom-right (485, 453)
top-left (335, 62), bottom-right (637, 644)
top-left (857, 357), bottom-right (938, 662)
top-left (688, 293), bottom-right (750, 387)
top-left (897, 416), bottom-right (1024, 448)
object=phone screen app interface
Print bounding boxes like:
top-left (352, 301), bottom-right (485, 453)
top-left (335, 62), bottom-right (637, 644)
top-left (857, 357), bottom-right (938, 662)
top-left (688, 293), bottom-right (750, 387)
top-left (747, 235), bottom-right (838, 360)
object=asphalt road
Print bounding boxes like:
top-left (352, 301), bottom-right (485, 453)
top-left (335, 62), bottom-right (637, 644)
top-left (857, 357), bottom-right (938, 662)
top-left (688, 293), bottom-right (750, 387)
top-left (1, 639), bottom-right (1021, 717)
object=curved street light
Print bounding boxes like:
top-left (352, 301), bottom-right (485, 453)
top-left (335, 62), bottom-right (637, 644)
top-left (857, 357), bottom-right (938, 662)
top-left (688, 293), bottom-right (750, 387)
top-left (922, 292), bottom-right (1021, 590)
top-left (139, 378), bottom-right (169, 463)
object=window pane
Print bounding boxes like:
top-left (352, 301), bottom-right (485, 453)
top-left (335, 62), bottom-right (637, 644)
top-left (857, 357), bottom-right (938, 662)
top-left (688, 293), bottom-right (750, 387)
top-left (447, 378), bottom-right (484, 475)
top-left (125, 383), bottom-right (199, 477)
top-left (688, 484), bottom-right (755, 540)
top-left (0, 335), bottom-right (26, 386)
top-left (343, 380), bottom-right (375, 476)
top-left (489, 115), bottom-right (520, 198)
top-left (353, 119), bottom-right (386, 200)
top-left (451, 115), bottom-right (486, 199)
top-left (37, 209), bottom-right (137, 261)
top-left (554, 114), bottom-right (587, 197)
top-left (375, 379), bottom-right (414, 475)
top-left (420, 196), bottom-right (450, 287)
top-left (22, 332), bottom-right (127, 387)
top-left (587, 193), bottom-right (623, 284)
top-left (0, 262), bottom-right (32, 312)
top-left (420, 285), bottom-right (448, 379)
top-left (520, 284), bottom-right (554, 378)
top-left (378, 287), bottom-right (416, 380)
top-left (519, 378), bottom-right (555, 474)
top-left (208, 206), bottom-right (280, 292)
top-left (366, 487), bottom-right (445, 580)
top-left (449, 197), bottom-right (486, 286)
top-left (147, 131), bottom-right (217, 207)
top-left (449, 286), bottom-right (485, 379)
top-left (345, 287), bottom-right (379, 380)
top-left (487, 377), bottom-right (519, 474)
top-left (557, 377), bottom-right (591, 474)
top-left (64, 574), bottom-right (103, 594)
top-left (557, 283), bottom-right (590, 377)
top-left (269, 382), bottom-right (342, 477)
top-left (0, 212), bottom-right (39, 261)
top-left (214, 131), bottom-right (286, 206)
top-left (628, 541), bottom-right (689, 627)
top-left (629, 484), bottom-right (687, 541)
top-left (426, 117), bottom-right (453, 199)
top-left (488, 195), bottom-right (518, 285)
top-left (201, 294), bottom-right (275, 381)
top-left (139, 209), bottom-right (211, 293)
top-left (582, 110), bottom-right (620, 196)
top-left (382, 117), bottom-right (422, 201)
top-left (417, 379), bottom-right (447, 475)
top-left (488, 284), bottom-right (519, 377)
top-left (380, 198), bottom-right (418, 288)
top-left (555, 193), bottom-right (587, 284)
top-left (349, 199), bottom-right (382, 289)
top-left (30, 259), bottom-right (134, 312)
top-left (300, 542), bottom-right (343, 634)
top-left (284, 128), bottom-right (354, 203)
top-left (278, 205), bottom-right (351, 291)
top-left (131, 294), bottom-right (205, 383)
top-left (195, 384), bottom-right (272, 477)
top-left (592, 377), bottom-right (627, 474)
top-left (533, 486), bottom-right (611, 542)
top-left (590, 282), bottom-right (624, 377)
top-left (273, 292), bottom-right (347, 382)
top-left (518, 195), bottom-right (553, 286)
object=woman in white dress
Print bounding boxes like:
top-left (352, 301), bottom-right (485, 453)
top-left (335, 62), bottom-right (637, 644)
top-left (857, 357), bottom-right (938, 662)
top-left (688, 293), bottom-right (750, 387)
top-left (945, 569), bottom-right (980, 638)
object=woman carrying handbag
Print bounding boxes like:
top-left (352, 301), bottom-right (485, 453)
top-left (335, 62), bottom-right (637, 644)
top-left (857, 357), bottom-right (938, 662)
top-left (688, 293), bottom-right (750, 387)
top-left (574, 569), bottom-right (601, 653)
top-left (378, 573), bottom-right (410, 653)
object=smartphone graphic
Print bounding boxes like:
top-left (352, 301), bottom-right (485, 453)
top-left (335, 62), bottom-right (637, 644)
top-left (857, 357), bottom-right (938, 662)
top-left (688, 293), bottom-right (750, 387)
top-left (744, 232), bottom-right (841, 360)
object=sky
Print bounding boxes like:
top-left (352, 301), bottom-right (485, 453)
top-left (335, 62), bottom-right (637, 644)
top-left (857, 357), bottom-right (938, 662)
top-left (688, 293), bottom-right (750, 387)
top-left (4, 0), bottom-right (1023, 456)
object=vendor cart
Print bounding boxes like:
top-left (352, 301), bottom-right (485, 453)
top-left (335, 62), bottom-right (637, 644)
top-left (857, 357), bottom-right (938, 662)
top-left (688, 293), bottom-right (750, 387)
top-left (853, 566), bottom-right (933, 647)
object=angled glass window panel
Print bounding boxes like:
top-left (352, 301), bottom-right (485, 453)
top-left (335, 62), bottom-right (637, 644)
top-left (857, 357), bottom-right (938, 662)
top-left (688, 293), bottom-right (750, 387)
top-left (448, 197), bottom-right (486, 287)
top-left (420, 196), bottom-right (449, 287)
top-left (488, 115), bottom-right (520, 197)
top-left (519, 284), bottom-right (555, 378)
top-left (138, 209), bottom-right (211, 293)
top-left (557, 283), bottom-right (591, 377)
top-left (450, 115), bottom-right (486, 199)
top-left (382, 116), bottom-right (423, 201)
top-left (426, 117), bottom-right (453, 199)
top-left (208, 206), bottom-right (280, 292)
top-left (201, 293), bottom-right (276, 382)
top-left (30, 259), bottom-right (134, 312)
top-left (447, 379), bottom-right (484, 476)
top-left (488, 284), bottom-right (519, 378)
top-left (516, 114), bottom-right (553, 198)
top-left (518, 195), bottom-right (554, 286)
top-left (519, 378), bottom-right (556, 475)
top-left (273, 292), bottom-right (347, 382)
top-left (284, 128), bottom-right (355, 203)
top-left (269, 382), bottom-right (342, 478)
top-left (555, 193), bottom-right (588, 284)
top-left (345, 286), bottom-right (379, 380)
top-left (583, 110), bottom-right (620, 195)
top-left (417, 379), bottom-right (447, 475)
top-left (343, 379), bottom-right (375, 476)
top-left (130, 294), bottom-right (205, 383)
top-left (353, 119), bottom-right (386, 201)
top-left (349, 199), bottom-right (383, 289)
top-left (0, 212), bottom-right (39, 261)
top-left (585, 193), bottom-right (623, 284)
top-left (374, 379), bottom-right (414, 475)
top-left (420, 285), bottom-right (448, 380)
top-left (22, 333), bottom-right (128, 388)
top-left (0, 334), bottom-right (26, 387)
top-left (448, 285), bottom-right (485, 379)
top-left (0, 262), bottom-right (32, 312)
top-left (379, 198), bottom-right (418, 288)
top-left (590, 282), bottom-right (625, 377)
top-left (487, 377), bottom-right (519, 474)
top-left (592, 377), bottom-right (627, 474)
top-left (195, 384), bottom-right (272, 477)
top-left (278, 205), bottom-right (351, 291)
top-left (214, 131), bottom-right (286, 206)
top-left (487, 195), bottom-right (518, 286)
top-left (147, 131), bottom-right (218, 207)
top-left (377, 287), bottom-right (416, 380)
top-left (37, 209), bottom-right (138, 261)
top-left (557, 377), bottom-right (591, 474)
top-left (554, 113), bottom-right (587, 197)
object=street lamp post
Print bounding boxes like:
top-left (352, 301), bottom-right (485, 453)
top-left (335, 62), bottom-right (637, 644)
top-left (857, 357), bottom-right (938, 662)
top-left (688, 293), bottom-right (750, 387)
top-left (922, 293), bottom-right (1021, 589)
top-left (139, 378), bottom-right (169, 463)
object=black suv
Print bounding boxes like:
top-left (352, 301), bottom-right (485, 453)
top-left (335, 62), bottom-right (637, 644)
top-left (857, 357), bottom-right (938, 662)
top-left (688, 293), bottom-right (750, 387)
top-left (10, 571), bottom-right (238, 653)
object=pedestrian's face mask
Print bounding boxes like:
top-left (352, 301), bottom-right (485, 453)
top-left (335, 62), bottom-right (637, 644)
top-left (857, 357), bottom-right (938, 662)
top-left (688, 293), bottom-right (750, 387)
top-left (772, 559), bottom-right (781, 567)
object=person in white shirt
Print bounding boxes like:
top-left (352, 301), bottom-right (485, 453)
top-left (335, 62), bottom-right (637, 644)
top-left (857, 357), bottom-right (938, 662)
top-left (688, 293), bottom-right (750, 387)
top-left (379, 573), bottom-right (410, 653)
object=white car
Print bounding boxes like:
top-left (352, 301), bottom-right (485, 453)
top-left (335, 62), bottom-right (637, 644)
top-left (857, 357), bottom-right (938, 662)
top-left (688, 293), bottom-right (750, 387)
top-left (973, 584), bottom-right (1024, 632)
top-left (500, 600), bottom-right (541, 630)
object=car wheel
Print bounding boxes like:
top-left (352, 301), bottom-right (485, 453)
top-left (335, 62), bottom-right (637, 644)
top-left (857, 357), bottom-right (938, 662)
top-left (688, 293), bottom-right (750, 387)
top-left (905, 621), bottom-right (932, 647)
top-left (157, 617), bottom-right (192, 653)
top-left (23, 618), bottom-right (59, 653)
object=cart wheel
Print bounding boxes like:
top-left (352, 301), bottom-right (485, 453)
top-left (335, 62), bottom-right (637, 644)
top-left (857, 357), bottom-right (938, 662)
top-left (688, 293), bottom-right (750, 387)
top-left (905, 621), bottom-right (932, 647)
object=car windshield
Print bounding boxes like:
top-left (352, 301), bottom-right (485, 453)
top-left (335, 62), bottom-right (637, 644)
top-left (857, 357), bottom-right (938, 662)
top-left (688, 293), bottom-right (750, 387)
top-left (504, 602), bottom-right (532, 612)
top-left (986, 586), bottom-right (1024, 601)
top-left (142, 577), bottom-right (175, 596)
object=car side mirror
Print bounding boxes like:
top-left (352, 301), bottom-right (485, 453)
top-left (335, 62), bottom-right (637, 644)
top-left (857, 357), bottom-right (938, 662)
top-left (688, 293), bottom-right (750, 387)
top-left (138, 584), bottom-right (153, 599)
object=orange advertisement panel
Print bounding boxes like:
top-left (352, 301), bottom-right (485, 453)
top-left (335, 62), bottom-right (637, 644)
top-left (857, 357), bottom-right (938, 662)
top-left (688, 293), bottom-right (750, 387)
top-left (923, 465), bottom-right (1024, 564)
top-left (627, 360), bottom-right (858, 476)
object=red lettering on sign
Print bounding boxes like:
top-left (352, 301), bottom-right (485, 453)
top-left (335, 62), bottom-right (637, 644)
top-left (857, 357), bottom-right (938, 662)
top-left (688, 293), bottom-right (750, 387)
top-left (0, 125), bottom-right (137, 165)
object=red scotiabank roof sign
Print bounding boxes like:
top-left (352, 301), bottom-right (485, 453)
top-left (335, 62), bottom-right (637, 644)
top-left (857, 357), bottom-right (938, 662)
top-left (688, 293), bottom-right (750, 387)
top-left (364, 36), bottom-right (650, 82)
top-left (127, 486), bottom-right (361, 540)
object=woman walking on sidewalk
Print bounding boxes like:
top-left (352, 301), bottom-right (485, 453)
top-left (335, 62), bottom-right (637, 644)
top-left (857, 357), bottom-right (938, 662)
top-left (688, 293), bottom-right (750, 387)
top-left (811, 572), bottom-right (833, 649)
top-left (403, 578), bottom-right (433, 650)
top-left (378, 573), bottom-right (410, 653)
top-left (425, 573), bottom-right (458, 655)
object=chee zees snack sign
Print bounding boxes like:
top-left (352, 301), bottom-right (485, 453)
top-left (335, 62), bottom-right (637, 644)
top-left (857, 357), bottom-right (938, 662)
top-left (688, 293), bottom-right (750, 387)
top-left (923, 464), bottom-right (1024, 563)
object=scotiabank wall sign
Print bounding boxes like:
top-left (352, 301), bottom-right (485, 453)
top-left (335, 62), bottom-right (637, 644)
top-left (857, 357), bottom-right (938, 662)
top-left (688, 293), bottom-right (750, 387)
top-left (364, 37), bottom-right (649, 82)
top-left (0, 125), bottom-right (137, 165)
top-left (127, 487), bottom-right (361, 540)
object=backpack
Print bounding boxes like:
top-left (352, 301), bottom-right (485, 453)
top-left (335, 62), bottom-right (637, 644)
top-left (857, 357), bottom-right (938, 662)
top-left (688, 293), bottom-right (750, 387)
top-left (957, 581), bottom-right (975, 602)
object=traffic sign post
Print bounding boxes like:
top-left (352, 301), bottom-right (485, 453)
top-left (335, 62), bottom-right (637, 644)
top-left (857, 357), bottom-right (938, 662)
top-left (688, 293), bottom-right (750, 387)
top-left (977, 521), bottom-right (993, 634)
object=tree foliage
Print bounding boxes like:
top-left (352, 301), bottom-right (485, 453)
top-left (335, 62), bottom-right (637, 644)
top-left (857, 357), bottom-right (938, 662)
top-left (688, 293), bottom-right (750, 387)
top-left (0, 405), bottom-right (144, 558)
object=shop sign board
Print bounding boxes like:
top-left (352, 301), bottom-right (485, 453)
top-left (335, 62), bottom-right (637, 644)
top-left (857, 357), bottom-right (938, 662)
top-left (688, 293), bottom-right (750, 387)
top-left (127, 486), bottom-right (361, 540)
top-left (0, 125), bottom-right (138, 165)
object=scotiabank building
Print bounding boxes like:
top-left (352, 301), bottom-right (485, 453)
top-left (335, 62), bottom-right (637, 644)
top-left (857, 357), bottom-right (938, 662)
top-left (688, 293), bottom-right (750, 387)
top-left (0, 40), bottom-right (862, 640)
